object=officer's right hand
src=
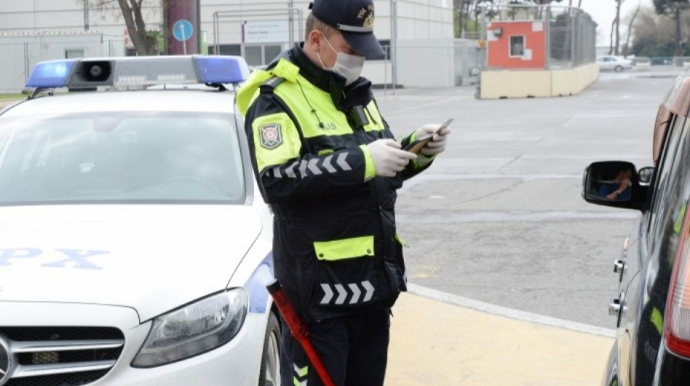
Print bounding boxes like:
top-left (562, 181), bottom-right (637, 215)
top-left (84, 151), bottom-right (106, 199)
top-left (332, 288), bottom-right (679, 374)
top-left (367, 139), bottom-right (417, 177)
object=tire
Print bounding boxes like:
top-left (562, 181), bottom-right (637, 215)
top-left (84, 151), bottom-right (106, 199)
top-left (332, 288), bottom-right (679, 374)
top-left (614, 65), bottom-right (624, 73)
top-left (602, 342), bottom-right (619, 386)
top-left (258, 312), bottom-right (282, 386)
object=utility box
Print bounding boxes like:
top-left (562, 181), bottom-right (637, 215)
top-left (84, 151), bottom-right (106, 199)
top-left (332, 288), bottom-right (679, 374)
top-left (0, 31), bottom-right (125, 93)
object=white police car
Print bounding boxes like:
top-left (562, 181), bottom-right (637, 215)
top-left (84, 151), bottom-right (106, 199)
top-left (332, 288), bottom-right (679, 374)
top-left (0, 56), bottom-right (280, 386)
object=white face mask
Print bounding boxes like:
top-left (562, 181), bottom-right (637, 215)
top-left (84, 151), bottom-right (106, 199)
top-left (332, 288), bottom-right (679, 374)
top-left (317, 34), bottom-right (365, 86)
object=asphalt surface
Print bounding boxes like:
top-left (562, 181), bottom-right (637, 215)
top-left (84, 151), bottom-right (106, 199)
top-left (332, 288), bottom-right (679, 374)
top-left (375, 68), bottom-right (681, 330)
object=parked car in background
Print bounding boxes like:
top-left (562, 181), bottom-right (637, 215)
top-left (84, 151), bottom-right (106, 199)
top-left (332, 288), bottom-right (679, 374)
top-left (597, 56), bottom-right (634, 72)
top-left (583, 72), bottom-right (690, 386)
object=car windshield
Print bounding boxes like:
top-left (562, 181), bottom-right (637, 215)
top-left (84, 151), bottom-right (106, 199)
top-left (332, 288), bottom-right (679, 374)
top-left (0, 111), bottom-right (245, 205)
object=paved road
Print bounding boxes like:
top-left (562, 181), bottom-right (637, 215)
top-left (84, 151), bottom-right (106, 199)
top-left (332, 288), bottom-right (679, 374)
top-left (375, 70), bottom-right (680, 329)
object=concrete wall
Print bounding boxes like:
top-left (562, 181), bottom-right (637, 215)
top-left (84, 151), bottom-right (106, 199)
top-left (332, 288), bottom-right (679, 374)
top-left (396, 38), bottom-right (480, 88)
top-left (397, 38), bottom-right (456, 88)
top-left (362, 61), bottom-right (390, 87)
top-left (480, 62), bottom-right (599, 99)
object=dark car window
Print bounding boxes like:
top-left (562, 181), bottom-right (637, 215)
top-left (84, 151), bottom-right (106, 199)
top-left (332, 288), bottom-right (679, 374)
top-left (648, 115), bottom-right (686, 242)
top-left (656, 117), bottom-right (690, 242)
top-left (0, 112), bottom-right (245, 205)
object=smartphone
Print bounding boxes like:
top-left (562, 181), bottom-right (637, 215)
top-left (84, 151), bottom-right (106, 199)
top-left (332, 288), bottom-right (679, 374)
top-left (403, 118), bottom-right (454, 153)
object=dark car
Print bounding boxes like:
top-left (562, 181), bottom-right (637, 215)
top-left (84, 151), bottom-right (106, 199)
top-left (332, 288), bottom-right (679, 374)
top-left (583, 73), bottom-right (690, 386)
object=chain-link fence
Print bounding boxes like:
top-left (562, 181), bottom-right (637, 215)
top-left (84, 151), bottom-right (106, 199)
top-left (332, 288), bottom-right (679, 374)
top-left (547, 6), bottom-right (596, 69)
top-left (473, 4), bottom-right (595, 71)
top-left (0, 37), bottom-right (125, 94)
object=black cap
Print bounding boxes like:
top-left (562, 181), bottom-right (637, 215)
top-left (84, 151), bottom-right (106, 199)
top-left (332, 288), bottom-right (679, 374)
top-left (309, 0), bottom-right (385, 57)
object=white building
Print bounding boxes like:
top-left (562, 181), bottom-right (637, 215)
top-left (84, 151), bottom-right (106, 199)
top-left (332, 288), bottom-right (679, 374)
top-left (0, 0), bottom-right (456, 87)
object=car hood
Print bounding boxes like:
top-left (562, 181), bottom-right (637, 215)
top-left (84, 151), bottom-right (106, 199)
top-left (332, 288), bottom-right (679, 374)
top-left (0, 205), bottom-right (263, 322)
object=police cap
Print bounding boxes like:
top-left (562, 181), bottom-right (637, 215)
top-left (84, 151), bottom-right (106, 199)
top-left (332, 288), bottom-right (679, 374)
top-left (308, 0), bottom-right (385, 57)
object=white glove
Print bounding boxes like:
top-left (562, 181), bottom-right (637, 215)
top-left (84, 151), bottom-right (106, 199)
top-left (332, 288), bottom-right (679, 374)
top-left (416, 124), bottom-right (451, 156)
top-left (367, 139), bottom-right (418, 177)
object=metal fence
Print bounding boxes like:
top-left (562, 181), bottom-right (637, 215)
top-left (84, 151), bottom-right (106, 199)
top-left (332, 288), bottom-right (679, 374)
top-left (0, 40), bottom-right (124, 94)
top-left (473, 4), bottom-right (596, 70)
top-left (547, 6), bottom-right (596, 69)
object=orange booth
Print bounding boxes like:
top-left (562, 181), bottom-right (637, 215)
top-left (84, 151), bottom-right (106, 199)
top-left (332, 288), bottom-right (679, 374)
top-left (487, 20), bottom-right (547, 70)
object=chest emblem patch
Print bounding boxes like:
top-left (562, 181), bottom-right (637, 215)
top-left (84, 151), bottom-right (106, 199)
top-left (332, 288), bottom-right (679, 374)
top-left (259, 124), bottom-right (283, 149)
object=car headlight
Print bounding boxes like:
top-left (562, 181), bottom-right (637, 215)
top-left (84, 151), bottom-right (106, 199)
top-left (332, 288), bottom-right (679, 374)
top-left (131, 289), bottom-right (248, 368)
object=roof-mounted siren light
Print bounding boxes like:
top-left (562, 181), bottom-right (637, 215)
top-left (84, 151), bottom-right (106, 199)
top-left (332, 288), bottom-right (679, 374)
top-left (25, 60), bottom-right (77, 89)
top-left (194, 56), bottom-right (250, 85)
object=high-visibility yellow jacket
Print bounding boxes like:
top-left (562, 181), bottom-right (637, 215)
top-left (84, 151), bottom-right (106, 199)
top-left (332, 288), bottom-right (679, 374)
top-left (237, 44), bottom-right (433, 320)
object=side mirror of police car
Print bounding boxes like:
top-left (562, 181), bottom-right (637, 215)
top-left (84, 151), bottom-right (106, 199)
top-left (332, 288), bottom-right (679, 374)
top-left (582, 161), bottom-right (648, 211)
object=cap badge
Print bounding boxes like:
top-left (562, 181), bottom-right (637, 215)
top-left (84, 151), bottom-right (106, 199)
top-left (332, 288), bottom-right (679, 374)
top-left (357, 5), bottom-right (375, 28)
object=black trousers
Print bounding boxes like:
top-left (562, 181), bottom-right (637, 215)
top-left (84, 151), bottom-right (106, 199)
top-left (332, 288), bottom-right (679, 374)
top-left (280, 308), bottom-right (391, 386)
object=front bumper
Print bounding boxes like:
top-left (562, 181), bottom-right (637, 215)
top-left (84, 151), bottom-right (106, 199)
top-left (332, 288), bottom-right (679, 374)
top-left (0, 301), bottom-right (266, 386)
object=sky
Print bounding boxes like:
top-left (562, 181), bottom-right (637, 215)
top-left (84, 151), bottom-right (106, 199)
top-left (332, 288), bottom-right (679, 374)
top-left (579, 0), bottom-right (653, 46)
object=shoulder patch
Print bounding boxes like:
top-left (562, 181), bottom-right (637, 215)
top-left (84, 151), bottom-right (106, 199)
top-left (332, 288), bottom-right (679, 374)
top-left (259, 124), bottom-right (283, 150)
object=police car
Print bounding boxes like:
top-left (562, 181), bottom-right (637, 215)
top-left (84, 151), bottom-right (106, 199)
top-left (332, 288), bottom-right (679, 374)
top-left (0, 56), bottom-right (280, 386)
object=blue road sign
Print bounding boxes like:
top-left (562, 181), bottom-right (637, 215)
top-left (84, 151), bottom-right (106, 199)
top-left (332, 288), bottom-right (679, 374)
top-left (173, 20), bottom-right (193, 42)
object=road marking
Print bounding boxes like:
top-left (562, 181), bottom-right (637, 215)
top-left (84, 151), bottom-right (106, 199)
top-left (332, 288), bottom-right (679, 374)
top-left (397, 211), bottom-right (638, 224)
top-left (397, 173), bottom-right (582, 195)
top-left (407, 283), bottom-right (615, 338)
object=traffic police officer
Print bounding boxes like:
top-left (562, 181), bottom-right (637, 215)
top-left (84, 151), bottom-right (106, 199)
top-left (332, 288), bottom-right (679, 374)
top-left (237, 0), bottom-right (451, 384)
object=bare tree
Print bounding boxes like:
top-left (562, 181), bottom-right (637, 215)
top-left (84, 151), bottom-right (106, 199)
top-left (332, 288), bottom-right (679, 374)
top-left (623, 3), bottom-right (642, 56)
top-left (609, 17), bottom-right (617, 54)
top-left (615, 0), bottom-right (625, 55)
top-left (76, 0), bottom-right (159, 56)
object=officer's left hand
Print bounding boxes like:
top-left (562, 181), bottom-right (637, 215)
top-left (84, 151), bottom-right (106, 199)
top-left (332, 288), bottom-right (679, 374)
top-left (416, 124), bottom-right (451, 156)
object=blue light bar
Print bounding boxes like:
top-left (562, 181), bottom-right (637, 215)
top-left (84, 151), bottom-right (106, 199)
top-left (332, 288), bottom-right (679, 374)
top-left (195, 56), bottom-right (250, 84)
top-left (25, 56), bottom-right (251, 90)
top-left (26, 60), bottom-right (76, 88)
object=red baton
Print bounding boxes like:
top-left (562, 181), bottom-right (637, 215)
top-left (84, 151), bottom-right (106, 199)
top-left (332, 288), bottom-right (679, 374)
top-left (266, 279), bottom-right (335, 386)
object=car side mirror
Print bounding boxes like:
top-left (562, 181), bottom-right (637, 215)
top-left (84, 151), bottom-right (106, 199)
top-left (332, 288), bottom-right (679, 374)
top-left (582, 161), bottom-right (648, 211)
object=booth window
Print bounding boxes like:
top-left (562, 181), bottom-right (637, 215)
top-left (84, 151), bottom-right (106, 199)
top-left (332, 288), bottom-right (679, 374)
top-left (509, 36), bottom-right (525, 57)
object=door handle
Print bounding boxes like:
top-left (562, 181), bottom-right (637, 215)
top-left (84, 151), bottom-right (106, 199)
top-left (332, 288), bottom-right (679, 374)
top-left (613, 259), bottom-right (625, 274)
top-left (609, 298), bottom-right (622, 316)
